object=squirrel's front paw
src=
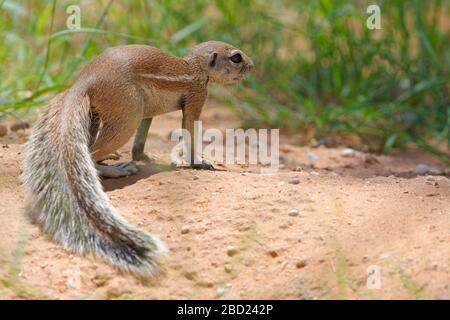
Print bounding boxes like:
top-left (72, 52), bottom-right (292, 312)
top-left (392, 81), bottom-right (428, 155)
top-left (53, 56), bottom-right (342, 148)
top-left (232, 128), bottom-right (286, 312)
top-left (132, 152), bottom-right (155, 164)
top-left (190, 159), bottom-right (215, 170)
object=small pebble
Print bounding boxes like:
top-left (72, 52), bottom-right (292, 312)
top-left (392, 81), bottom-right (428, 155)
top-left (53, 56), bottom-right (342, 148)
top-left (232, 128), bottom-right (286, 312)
top-left (424, 175), bottom-right (435, 182)
top-left (268, 250), bottom-right (278, 258)
top-left (364, 153), bottom-right (379, 164)
top-left (288, 176), bottom-right (300, 185)
top-left (10, 119), bottom-right (30, 132)
top-left (183, 271), bottom-right (197, 280)
top-left (227, 245), bottom-right (238, 257)
top-left (217, 283), bottom-right (232, 297)
top-left (288, 208), bottom-right (299, 217)
top-left (341, 148), bottom-right (356, 157)
top-left (379, 253), bottom-right (390, 260)
top-left (306, 151), bottom-right (319, 163)
top-left (309, 139), bottom-right (320, 147)
top-left (429, 168), bottom-right (443, 175)
top-left (193, 175), bottom-right (199, 180)
top-left (92, 274), bottom-right (110, 287)
top-left (310, 171), bottom-right (320, 176)
top-left (313, 137), bottom-right (328, 147)
top-left (293, 166), bottom-right (303, 172)
top-left (296, 256), bottom-right (308, 268)
top-left (224, 263), bottom-right (233, 273)
top-left (217, 287), bottom-right (226, 297)
top-left (181, 226), bottom-right (190, 234)
top-left (415, 164), bottom-right (430, 175)
top-left (245, 194), bottom-right (258, 200)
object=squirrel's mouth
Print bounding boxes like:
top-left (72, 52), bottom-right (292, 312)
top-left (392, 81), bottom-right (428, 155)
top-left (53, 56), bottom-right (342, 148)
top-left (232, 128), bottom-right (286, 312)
top-left (240, 64), bottom-right (249, 74)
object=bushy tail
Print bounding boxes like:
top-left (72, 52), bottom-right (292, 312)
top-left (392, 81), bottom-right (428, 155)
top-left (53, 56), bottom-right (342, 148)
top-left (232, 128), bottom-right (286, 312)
top-left (21, 90), bottom-right (166, 276)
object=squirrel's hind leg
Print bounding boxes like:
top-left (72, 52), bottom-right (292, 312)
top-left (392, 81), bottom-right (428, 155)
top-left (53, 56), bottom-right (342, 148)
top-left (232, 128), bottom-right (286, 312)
top-left (90, 102), bottom-right (144, 178)
top-left (96, 162), bottom-right (138, 178)
top-left (92, 121), bottom-right (141, 178)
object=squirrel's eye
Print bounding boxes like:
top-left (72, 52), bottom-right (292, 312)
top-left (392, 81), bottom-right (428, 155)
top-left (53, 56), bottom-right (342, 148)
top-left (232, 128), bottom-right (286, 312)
top-left (230, 53), bottom-right (242, 63)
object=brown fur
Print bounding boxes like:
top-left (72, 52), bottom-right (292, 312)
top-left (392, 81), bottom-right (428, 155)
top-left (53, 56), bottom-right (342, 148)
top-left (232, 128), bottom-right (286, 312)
top-left (81, 42), bottom-right (252, 159)
top-left (21, 41), bottom-right (253, 275)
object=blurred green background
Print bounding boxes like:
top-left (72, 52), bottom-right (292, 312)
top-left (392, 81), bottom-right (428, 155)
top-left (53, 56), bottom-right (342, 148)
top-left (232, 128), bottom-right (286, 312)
top-left (0, 0), bottom-right (449, 158)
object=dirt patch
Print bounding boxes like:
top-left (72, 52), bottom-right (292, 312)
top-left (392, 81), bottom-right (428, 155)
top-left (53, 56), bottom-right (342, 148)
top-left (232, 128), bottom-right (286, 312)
top-left (0, 106), bottom-right (449, 299)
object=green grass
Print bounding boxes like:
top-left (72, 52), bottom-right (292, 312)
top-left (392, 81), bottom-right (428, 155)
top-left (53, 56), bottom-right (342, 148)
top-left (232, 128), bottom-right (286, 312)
top-left (0, 0), bottom-right (449, 159)
top-left (398, 270), bottom-right (428, 299)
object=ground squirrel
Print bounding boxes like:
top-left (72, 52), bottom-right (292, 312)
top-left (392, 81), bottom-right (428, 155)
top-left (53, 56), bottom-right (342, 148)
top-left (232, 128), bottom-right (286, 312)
top-left (21, 41), bottom-right (253, 276)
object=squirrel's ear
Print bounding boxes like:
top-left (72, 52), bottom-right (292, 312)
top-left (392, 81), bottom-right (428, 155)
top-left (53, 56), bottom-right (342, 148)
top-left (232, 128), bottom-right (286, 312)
top-left (209, 52), bottom-right (218, 68)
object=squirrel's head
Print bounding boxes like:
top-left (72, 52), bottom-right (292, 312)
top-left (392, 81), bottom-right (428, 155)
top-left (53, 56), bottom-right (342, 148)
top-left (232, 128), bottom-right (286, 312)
top-left (187, 41), bottom-right (254, 84)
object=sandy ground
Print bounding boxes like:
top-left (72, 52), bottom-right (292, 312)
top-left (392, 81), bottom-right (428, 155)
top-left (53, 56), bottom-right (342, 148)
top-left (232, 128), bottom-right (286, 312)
top-left (0, 105), bottom-right (449, 300)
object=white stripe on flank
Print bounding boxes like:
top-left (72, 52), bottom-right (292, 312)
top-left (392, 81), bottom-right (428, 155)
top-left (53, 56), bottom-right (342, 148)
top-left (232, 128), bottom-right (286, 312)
top-left (140, 73), bottom-right (194, 82)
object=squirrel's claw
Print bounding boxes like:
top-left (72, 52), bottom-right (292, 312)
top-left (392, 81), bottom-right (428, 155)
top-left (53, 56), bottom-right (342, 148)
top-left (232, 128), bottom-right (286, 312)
top-left (132, 152), bottom-right (156, 164)
top-left (96, 151), bottom-right (121, 162)
top-left (190, 159), bottom-right (215, 170)
top-left (97, 162), bottom-right (139, 178)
